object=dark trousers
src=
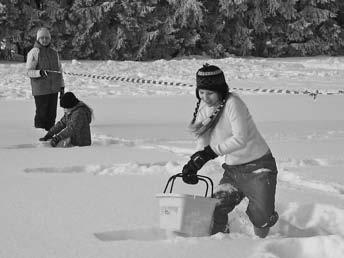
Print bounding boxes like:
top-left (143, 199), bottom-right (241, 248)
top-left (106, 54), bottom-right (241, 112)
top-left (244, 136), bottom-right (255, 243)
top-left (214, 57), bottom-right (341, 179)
top-left (34, 93), bottom-right (58, 131)
top-left (212, 153), bottom-right (278, 234)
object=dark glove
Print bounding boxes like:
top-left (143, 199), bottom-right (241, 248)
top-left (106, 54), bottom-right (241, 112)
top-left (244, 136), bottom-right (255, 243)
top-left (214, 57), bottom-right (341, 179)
top-left (50, 135), bottom-right (62, 147)
top-left (182, 164), bottom-right (198, 184)
top-left (40, 69), bottom-right (48, 78)
top-left (182, 146), bottom-right (218, 184)
top-left (39, 132), bottom-right (53, 141)
top-left (188, 145), bottom-right (218, 170)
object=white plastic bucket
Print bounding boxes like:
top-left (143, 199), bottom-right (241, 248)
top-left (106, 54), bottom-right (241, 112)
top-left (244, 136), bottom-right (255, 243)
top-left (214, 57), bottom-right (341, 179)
top-left (156, 193), bottom-right (218, 237)
top-left (156, 174), bottom-right (218, 237)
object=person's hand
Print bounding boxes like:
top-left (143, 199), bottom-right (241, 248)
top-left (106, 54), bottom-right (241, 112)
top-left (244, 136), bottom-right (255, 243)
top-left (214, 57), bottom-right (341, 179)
top-left (50, 135), bottom-right (61, 147)
top-left (189, 146), bottom-right (218, 170)
top-left (182, 146), bottom-right (218, 184)
top-left (182, 163), bottom-right (198, 184)
top-left (39, 132), bottom-right (53, 141)
top-left (40, 69), bottom-right (48, 78)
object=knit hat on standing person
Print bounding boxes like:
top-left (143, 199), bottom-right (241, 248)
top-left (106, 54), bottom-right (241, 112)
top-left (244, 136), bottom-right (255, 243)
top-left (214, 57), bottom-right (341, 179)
top-left (36, 27), bottom-right (51, 40)
top-left (196, 64), bottom-right (229, 100)
top-left (60, 92), bottom-right (79, 109)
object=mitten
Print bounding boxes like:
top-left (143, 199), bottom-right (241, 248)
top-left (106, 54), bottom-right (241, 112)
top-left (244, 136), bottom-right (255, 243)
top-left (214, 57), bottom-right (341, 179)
top-left (50, 135), bottom-right (62, 147)
top-left (40, 69), bottom-right (48, 78)
top-left (39, 132), bottom-right (53, 141)
top-left (182, 146), bottom-right (218, 184)
top-left (188, 146), bottom-right (218, 170)
top-left (182, 163), bottom-right (198, 184)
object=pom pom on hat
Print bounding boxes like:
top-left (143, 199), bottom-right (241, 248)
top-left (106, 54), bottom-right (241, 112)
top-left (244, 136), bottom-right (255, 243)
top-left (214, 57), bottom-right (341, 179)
top-left (196, 64), bottom-right (229, 99)
top-left (36, 27), bottom-right (51, 40)
top-left (60, 92), bottom-right (79, 109)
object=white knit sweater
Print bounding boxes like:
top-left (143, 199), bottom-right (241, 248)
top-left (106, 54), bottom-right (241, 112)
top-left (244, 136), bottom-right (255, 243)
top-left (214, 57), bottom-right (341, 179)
top-left (195, 94), bottom-right (270, 165)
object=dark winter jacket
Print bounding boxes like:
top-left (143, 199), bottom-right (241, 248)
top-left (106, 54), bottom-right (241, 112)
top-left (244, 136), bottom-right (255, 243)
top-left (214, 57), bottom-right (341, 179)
top-left (26, 42), bottom-right (64, 96)
top-left (49, 102), bottom-right (92, 146)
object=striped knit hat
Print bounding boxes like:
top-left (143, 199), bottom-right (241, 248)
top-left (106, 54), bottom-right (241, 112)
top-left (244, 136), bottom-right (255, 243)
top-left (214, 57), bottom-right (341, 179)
top-left (196, 64), bottom-right (229, 99)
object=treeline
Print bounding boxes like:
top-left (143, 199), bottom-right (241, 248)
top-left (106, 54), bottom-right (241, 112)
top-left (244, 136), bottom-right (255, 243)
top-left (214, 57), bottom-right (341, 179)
top-left (1, 0), bottom-right (344, 61)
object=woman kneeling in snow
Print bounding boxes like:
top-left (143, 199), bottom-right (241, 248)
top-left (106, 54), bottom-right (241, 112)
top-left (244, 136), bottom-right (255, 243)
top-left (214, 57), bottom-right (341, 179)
top-left (39, 92), bottom-right (93, 147)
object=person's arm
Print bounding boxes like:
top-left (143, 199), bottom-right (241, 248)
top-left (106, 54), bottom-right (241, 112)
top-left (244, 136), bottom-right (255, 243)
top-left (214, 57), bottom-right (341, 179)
top-left (39, 115), bottom-right (66, 141)
top-left (57, 110), bottom-right (87, 140)
top-left (211, 96), bottom-right (249, 155)
top-left (182, 104), bottom-right (213, 184)
top-left (49, 115), bottom-right (67, 135)
top-left (196, 132), bottom-right (210, 151)
top-left (26, 48), bottom-right (42, 78)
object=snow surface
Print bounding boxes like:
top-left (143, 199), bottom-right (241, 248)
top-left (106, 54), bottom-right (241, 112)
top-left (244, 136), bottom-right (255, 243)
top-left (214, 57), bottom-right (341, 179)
top-left (1, 56), bottom-right (344, 258)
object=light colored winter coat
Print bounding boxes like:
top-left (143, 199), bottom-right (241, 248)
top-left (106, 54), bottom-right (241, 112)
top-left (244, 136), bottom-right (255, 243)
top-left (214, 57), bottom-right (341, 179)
top-left (26, 42), bottom-right (64, 96)
top-left (195, 94), bottom-right (270, 165)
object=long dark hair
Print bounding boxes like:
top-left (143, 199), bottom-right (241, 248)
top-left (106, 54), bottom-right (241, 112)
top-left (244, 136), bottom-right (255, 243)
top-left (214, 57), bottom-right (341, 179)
top-left (189, 92), bottom-right (230, 137)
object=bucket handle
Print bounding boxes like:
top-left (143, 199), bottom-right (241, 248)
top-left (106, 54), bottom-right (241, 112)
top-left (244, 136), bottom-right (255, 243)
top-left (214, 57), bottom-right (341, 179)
top-left (163, 173), bottom-right (214, 198)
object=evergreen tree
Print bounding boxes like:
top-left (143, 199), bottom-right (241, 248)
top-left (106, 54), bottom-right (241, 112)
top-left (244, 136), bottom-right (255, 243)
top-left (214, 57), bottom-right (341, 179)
top-left (144, 0), bottom-right (205, 59)
top-left (206, 0), bottom-right (344, 57)
top-left (0, 0), bottom-right (33, 60)
top-left (1, 0), bottom-right (344, 60)
top-left (0, 0), bottom-right (72, 60)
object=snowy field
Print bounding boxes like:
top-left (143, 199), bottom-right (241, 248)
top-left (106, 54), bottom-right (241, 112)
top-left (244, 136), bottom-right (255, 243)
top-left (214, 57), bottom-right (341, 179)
top-left (1, 56), bottom-right (344, 258)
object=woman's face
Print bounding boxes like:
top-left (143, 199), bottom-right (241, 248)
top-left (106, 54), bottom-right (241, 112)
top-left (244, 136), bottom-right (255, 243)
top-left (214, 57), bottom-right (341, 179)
top-left (198, 89), bottom-right (221, 107)
top-left (38, 36), bottom-right (51, 47)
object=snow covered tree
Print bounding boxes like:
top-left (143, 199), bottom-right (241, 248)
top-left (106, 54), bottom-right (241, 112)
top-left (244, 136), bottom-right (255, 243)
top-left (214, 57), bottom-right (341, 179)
top-left (67, 0), bottom-right (165, 60)
top-left (1, 0), bottom-right (343, 60)
top-left (203, 0), bottom-right (344, 57)
top-left (0, 0), bottom-right (38, 60)
top-left (0, 0), bottom-right (74, 60)
top-left (281, 0), bottom-right (342, 56)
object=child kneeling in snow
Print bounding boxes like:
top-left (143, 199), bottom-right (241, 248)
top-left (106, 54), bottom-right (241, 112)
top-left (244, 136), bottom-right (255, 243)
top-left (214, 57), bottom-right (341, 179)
top-left (39, 92), bottom-right (93, 147)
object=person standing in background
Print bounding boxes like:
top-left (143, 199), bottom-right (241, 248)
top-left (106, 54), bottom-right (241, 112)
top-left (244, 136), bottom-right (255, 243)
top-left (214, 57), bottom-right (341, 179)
top-left (26, 27), bottom-right (65, 131)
